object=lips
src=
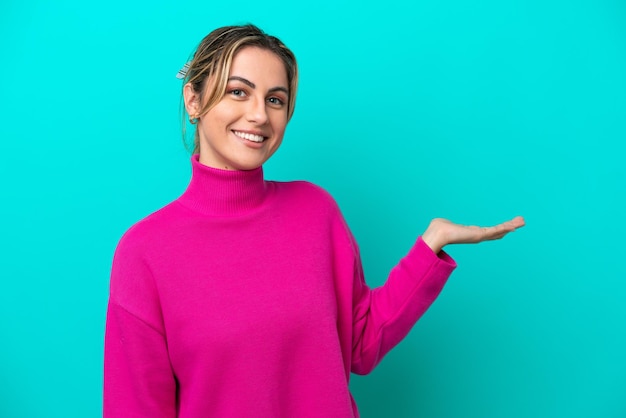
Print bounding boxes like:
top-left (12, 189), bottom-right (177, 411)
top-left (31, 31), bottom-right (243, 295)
top-left (233, 130), bottom-right (266, 143)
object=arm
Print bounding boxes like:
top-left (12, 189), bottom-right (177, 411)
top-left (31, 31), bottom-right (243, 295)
top-left (103, 236), bottom-right (176, 418)
top-left (350, 236), bottom-right (456, 374)
top-left (104, 303), bottom-right (177, 417)
top-left (350, 216), bottom-right (524, 374)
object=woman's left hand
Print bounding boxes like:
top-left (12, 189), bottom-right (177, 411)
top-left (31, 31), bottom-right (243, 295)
top-left (422, 216), bottom-right (525, 254)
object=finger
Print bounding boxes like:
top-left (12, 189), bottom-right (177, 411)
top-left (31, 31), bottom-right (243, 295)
top-left (489, 219), bottom-right (523, 239)
top-left (501, 216), bottom-right (525, 229)
top-left (511, 216), bottom-right (525, 228)
top-left (480, 223), bottom-right (514, 241)
top-left (492, 217), bottom-right (525, 233)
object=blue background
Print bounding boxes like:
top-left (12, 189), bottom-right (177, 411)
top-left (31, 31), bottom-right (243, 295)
top-left (1, 0), bottom-right (624, 417)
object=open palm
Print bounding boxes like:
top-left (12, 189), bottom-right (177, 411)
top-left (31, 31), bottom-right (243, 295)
top-left (422, 216), bottom-right (525, 253)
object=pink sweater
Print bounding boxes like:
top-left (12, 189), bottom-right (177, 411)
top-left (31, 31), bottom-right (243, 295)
top-left (104, 155), bottom-right (456, 417)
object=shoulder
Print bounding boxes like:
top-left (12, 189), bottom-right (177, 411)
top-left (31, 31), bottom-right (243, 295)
top-left (114, 200), bottom-right (183, 256)
top-left (270, 179), bottom-right (356, 246)
top-left (270, 180), bottom-right (341, 213)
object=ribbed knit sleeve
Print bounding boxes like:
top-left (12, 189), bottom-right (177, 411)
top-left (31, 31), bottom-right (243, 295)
top-left (104, 230), bottom-right (176, 418)
top-left (339, 223), bottom-right (457, 375)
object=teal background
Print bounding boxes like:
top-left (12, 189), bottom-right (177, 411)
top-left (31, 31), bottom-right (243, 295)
top-left (1, 0), bottom-right (624, 416)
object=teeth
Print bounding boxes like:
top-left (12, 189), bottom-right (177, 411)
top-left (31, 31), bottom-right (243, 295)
top-left (234, 131), bottom-right (265, 143)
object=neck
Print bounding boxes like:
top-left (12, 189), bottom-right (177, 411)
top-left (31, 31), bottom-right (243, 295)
top-left (178, 155), bottom-right (267, 216)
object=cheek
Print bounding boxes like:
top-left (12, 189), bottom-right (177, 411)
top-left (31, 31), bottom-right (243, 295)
top-left (205, 102), bottom-right (239, 126)
top-left (272, 113), bottom-right (289, 134)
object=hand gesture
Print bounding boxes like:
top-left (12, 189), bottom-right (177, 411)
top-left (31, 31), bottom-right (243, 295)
top-left (422, 216), bottom-right (525, 253)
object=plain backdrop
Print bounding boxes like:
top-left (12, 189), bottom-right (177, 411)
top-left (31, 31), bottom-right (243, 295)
top-left (1, 0), bottom-right (625, 417)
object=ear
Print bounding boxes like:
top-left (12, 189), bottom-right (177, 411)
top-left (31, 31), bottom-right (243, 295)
top-left (183, 83), bottom-right (200, 117)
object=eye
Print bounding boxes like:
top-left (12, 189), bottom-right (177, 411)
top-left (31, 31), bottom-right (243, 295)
top-left (228, 89), bottom-right (247, 98)
top-left (267, 97), bottom-right (286, 107)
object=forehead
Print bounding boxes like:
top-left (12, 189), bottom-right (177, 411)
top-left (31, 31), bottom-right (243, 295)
top-left (229, 46), bottom-right (288, 88)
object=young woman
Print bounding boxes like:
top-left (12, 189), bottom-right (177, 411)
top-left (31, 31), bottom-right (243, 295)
top-left (103, 24), bottom-right (524, 417)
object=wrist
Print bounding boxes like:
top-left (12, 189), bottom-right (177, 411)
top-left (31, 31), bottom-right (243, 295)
top-left (422, 222), bottom-right (445, 254)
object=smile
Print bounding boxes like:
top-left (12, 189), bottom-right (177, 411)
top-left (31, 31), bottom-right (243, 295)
top-left (233, 130), bottom-right (266, 143)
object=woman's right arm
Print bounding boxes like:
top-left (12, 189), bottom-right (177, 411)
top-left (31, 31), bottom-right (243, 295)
top-left (104, 237), bottom-right (176, 417)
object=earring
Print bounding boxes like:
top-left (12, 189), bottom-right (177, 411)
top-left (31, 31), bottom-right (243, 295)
top-left (189, 115), bottom-right (199, 125)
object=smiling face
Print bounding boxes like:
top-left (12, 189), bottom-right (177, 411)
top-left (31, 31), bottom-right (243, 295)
top-left (184, 47), bottom-right (290, 171)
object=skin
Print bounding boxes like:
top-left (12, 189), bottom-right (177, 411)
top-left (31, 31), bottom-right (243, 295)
top-left (184, 46), bottom-right (525, 251)
top-left (422, 216), bottom-right (525, 254)
top-left (183, 46), bottom-right (289, 171)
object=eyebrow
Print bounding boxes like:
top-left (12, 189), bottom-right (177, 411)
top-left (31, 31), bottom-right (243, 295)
top-left (228, 76), bottom-right (289, 95)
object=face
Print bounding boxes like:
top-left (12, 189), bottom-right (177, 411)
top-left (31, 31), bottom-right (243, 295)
top-left (185, 47), bottom-right (290, 170)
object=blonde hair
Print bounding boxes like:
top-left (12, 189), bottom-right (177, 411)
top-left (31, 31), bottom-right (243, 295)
top-left (180, 24), bottom-right (299, 154)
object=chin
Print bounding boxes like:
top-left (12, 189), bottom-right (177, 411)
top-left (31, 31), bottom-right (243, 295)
top-left (229, 158), bottom-right (267, 171)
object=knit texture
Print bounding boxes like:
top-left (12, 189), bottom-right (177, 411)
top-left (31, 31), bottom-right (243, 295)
top-left (104, 155), bottom-right (456, 417)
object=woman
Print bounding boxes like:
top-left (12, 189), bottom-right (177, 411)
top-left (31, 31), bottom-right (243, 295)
top-left (104, 24), bottom-right (524, 417)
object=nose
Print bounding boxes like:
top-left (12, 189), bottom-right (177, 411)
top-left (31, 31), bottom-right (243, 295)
top-left (246, 96), bottom-right (269, 125)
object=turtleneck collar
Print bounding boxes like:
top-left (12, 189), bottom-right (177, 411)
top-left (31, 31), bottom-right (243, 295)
top-left (177, 155), bottom-right (268, 216)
